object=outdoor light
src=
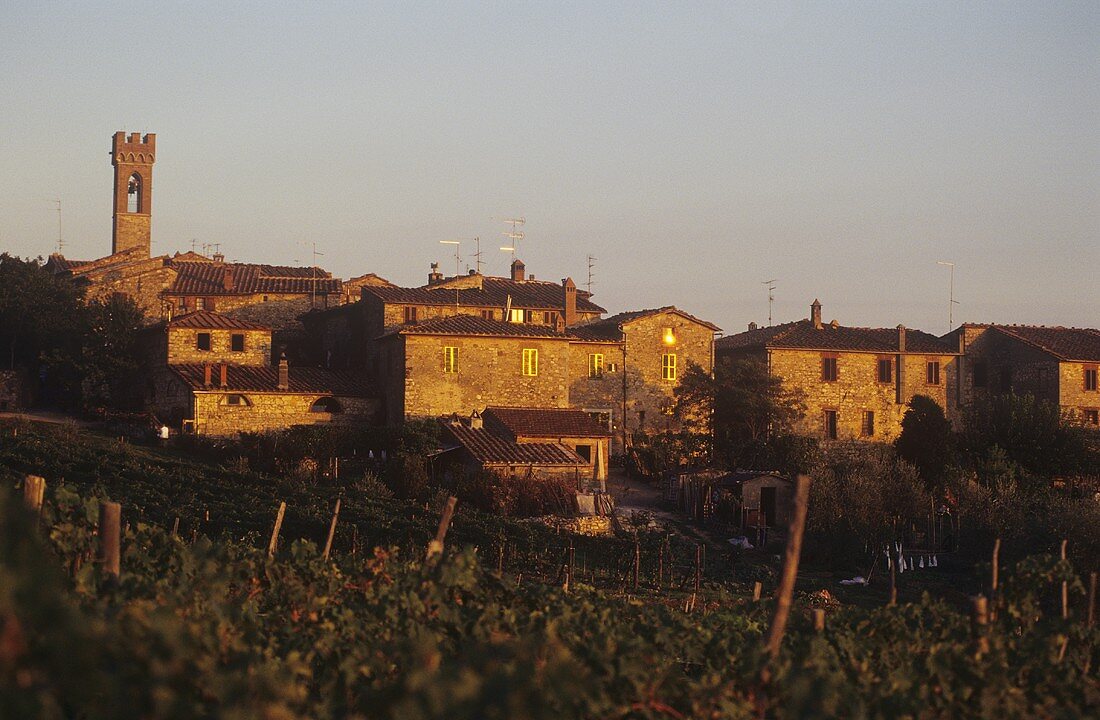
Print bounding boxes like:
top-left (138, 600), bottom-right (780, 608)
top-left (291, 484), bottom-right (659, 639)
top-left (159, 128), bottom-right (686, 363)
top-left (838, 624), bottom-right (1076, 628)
top-left (662, 327), bottom-right (676, 345)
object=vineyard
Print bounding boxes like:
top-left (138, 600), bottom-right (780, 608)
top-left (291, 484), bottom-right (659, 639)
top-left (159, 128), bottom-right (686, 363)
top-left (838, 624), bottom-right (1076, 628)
top-left (3, 419), bottom-right (1100, 718)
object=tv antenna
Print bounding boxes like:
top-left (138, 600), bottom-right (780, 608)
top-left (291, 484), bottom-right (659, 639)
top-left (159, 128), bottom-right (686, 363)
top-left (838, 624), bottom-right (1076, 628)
top-left (440, 240), bottom-right (462, 309)
top-left (586, 255), bottom-right (597, 294)
top-left (51, 199), bottom-right (63, 253)
top-left (762, 279), bottom-right (777, 326)
top-left (499, 216), bottom-right (525, 262)
top-left (471, 236), bottom-right (483, 274)
top-left (937, 261), bottom-right (958, 331)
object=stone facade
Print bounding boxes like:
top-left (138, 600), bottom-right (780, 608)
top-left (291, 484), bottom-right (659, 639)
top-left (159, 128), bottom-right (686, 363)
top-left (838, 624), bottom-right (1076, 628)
top-left (164, 326), bottom-right (271, 366)
top-left (188, 391), bottom-right (375, 436)
top-left (111, 131), bottom-right (155, 257)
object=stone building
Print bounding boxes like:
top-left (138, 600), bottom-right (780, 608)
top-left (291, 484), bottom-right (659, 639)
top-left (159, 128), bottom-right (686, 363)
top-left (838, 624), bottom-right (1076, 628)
top-left (944, 324), bottom-right (1100, 429)
top-left (716, 300), bottom-right (961, 442)
top-left (482, 406), bottom-right (611, 482)
top-left (144, 310), bottom-right (374, 434)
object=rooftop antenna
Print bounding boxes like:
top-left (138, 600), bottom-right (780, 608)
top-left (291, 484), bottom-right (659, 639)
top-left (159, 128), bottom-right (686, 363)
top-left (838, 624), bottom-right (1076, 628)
top-left (51, 199), bottom-right (63, 253)
top-left (471, 236), bottom-right (483, 274)
top-left (190, 238), bottom-right (197, 253)
top-left (499, 216), bottom-right (525, 262)
top-left (440, 240), bottom-right (461, 309)
top-left (586, 255), bottom-right (597, 294)
top-left (763, 279), bottom-right (777, 326)
top-left (937, 261), bottom-right (958, 332)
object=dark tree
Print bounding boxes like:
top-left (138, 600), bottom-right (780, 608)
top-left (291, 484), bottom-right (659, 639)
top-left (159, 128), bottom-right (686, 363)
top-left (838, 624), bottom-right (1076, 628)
top-left (895, 395), bottom-right (953, 484)
top-left (79, 294), bottom-right (146, 413)
top-left (961, 393), bottom-right (1089, 478)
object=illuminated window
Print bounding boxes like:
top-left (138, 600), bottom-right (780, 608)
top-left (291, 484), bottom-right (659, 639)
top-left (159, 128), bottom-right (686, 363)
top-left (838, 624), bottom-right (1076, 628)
top-left (877, 358), bottom-right (892, 383)
top-left (195, 297), bottom-right (205, 311)
top-left (522, 348), bottom-right (538, 376)
top-left (231, 334), bottom-right (245, 352)
top-left (510, 308), bottom-right (533, 323)
top-left (589, 353), bottom-right (604, 378)
top-left (927, 361), bottom-right (941, 385)
top-left (1086, 367), bottom-right (1098, 392)
top-left (443, 346), bottom-right (459, 374)
top-left (823, 410), bottom-right (838, 439)
top-left (821, 355), bottom-right (838, 382)
top-left (196, 333), bottom-right (211, 351)
top-left (861, 410), bottom-right (875, 437)
top-left (662, 353), bottom-right (677, 382)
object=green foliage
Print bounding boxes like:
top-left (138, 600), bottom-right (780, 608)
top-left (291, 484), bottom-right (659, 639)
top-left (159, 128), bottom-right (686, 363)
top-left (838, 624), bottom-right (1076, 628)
top-left (896, 394), bottom-right (954, 485)
top-left (962, 393), bottom-right (1089, 477)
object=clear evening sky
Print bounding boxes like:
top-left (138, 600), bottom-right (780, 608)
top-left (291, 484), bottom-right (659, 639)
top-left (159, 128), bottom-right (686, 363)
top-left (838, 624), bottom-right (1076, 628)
top-left (1, 2), bottom-right (1096, 336)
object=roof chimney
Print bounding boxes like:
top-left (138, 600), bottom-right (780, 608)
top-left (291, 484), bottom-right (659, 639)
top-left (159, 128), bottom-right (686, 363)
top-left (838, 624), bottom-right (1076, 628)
top-left (219, 363), bottom-right (228, 388)
top-left (203, 364), bottom-right (212, 388)
top-left (511, 259), bottom-right (525, 282)
top-left (811, 299), bottom-right (823, 330)
top-left (427, 262), bottom-right (444, 285)
top-left (277, 355), bottom-right (289, 391)
top-left (223, 267), bottom-right (234, 291)
top-left (469, 410), bottom-right (483, 430)
top-left (897, 325), bottom-right (907, 353)
top-left (748, 321), bottom-right (758, 331)
top-left (562, 277), bottom-right (577, 327)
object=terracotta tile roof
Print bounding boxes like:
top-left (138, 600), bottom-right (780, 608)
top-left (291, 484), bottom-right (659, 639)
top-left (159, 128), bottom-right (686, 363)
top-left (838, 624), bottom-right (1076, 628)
top-left (484, 407), bottom-right (611, 439)
top-left (170, 364), bottom-right (367, 395)
top-left (166, 310), bottom-right (269, 331)
top-left (165, 260), bottom-right (342, 296)
top-left (716, 319), bottom-right (956, 354)
top-left (569, 306), bottom-right (721, 341)
top-left (442, 422), bottom-right (587, 466)
top-left (985, 325), bottom-right (1100, 362)
top-left (392, 315), bottom-right (573, 339)
top-left (363, 275), bottom-right (605, 313)
top-left (46, 255), bottom-right (92, 272)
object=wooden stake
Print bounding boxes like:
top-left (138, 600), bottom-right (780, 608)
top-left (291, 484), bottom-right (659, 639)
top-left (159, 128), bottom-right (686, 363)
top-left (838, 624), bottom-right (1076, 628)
top-left (972, 594), bottom-right (989, 654)
top-left (1088, 572), bottom-right (1096, 629)
top-left (1061, 539), bottom-right (1069, 620)
top-left (889, 547), bottom-right (897, 607)
top-left (322, 497), bottom-right (341, 560)
top-left (568, 541), bottom-right (575, 589)
top-left (633, 533), bottom-right (641, 591)
top-left (753, 581), bottom-right (762, 602)
top-left (693, 543), bottom-right (702, 594)
top-left (267, 501), bottom-right (286, 557)
top-left (763, 474), bottom-right (812, 659)
top-left (171, 516), bottom-right (180, 536)
top-left (425, 496), bottom-right (458, 560)
top-left (98, 501), bottom-right (121, 583)
top-left (990, 537), bottom-right (1000, 620)
top-left (23, 475), bottom-right (45, 515)
top-left (813, 608), bottom-right (826, 633)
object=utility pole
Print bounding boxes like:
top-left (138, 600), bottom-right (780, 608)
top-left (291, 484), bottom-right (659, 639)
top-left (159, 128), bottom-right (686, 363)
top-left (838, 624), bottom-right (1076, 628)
top-left (763, 279), bottom-right (777, 326)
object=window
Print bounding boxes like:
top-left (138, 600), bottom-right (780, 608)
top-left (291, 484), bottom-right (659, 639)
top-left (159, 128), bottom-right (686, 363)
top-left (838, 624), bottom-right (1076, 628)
top-left (1086, 366), bottom-right (1098, 392)
top-left (196, 333), bottom-right (211, 351)
top-left (543, 311), bottom-right (553, 324)
top-left (1084, 409), bottom-right (1099, 426)
top-left (589, 353), bottom-right (604, 378)
top-left (481, 309), bottom-right (495, 320)
top-left (575, 445), bottom-right (592, 463)
top-left (310, 397), bottom-right (342, 413)
top-left (404, 306), bottom-right (418, 324)
top-left (926, 361), bottom-right (940, 385)
top-left (861, 410), bottom-right (875, 437)
top-left (877, 358), bottom-right (893, 383)
top-left (662, 353), bottom-right (677, 382)
top-left (231, 334), bottom-right (245, 352)
top-left (443, 346), bottom-right (459, 374)
top-left (510, 308), bottom-right (533, 323)
top-left (821, 355), bottom-right (838, 382)
top-left (225, 394), bottom-right (250, 406)
top-left (522, 348), bottom-right (538, 376)
top-left (973, 362), bottom-right (988, 388)
top-left (126, 173), bottom-right (142, 213)
top-left (196, 297), bottom-right (205, 311)
top-left (177, 298), bottom-right (186, 312)
top-left (823, 410), bottom-right (838, 439)
top-left (606, 362), bottom-right (618, 373)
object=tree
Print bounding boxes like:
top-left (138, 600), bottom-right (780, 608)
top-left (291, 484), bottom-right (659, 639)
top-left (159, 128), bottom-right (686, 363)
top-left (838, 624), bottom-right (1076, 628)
top-left (674, 357), bottom-right (806, 468)
top-left (79, 294), bottom-right (145, 413)
top-left (961, 393), bottom-right (1089, 478)
top-left (895, 395), bottom-right (953, 485)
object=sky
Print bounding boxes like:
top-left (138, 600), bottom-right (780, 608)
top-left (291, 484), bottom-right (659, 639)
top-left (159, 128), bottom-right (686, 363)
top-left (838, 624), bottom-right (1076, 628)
top-left (1, 1), bottom-right (1096, 336)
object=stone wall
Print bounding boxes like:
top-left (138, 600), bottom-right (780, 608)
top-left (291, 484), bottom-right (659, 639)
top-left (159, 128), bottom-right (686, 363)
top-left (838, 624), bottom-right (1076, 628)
top-left (82, 259), bottom-right (177, 318)
top-left (765, 348), bottom-right (958, 442)
top-left (166, 327), bottom-right (271, 366)
top-left (399, 334), bottom-right (572, 421)
top-left (955, 326), bottom-right (1061, 419)
top-left (1059, 362), bottom-right (1100, 423)
top-left (113, 213), bottom-right (151, 257)
top-left (190, 392), bottom-right (376, 436)
top-left (566, 340), bottom-right (624, 418)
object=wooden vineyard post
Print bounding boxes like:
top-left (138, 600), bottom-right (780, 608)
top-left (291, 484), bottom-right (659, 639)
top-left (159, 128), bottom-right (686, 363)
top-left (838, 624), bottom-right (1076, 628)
top-left (171, 517), bottom-right (180, 537)
top-left (889, 548), bottom-right (898, 607)
top-left (1061, 540), bottom-right (1069, 620)
top-left (753, 581), bottom-right (762, 602)
top-left (23, 475), bottom-right (46, 517)
top-left (567, 542), bottom-right (575, 590)
top-left (763, 474), bottom-right (812, 660)
top-left (813, 608), bottom-right (826, 633)
top-left (425, 496), bottom-right (458, 561)
top-left (693, 544), bottom-right (702, 594)
top-left (633, 532), bottom-right (641, 591)
top-left (990, 538), bottom-right (1000, 620)
top-left (322, 497), bottom-right (341, 560)
top-left (972, 594), bottom-right (990, 654)
top-left (98, 500), bottom-right (121, 584)
top-left (267, 501), bottom-right (287, 558)
top-left (1088, 572), bottom-right (1097, 629)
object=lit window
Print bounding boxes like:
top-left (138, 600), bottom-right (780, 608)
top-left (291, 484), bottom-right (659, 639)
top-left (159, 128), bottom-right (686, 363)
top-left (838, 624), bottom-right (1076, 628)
top-left (522, 348), bottom-right (538, 376)
top-left (196, 297), bottom-right (205, 310)
top-left (510, 308), bottom-right (525, 323)
top-left (861, 410), bottom-right (875, 437)
top-left (231, 334), bottom-right (245, 352)
top-left (877, 358), bottom-right (892, 383)
top-left (589, 353), bottom-right (604, 378)
top-left (662, 353), bottom-right (677, 382)
top-left (927, 361), bottom-right (940, 385)
top-left (824, 410), bottom-right (838, 439)
top-left (1086, 367), bottom-right (1098, 392)
top-left (196, 333), bottom-right (211, 351)
top-left (444, 346), bottom-right (459, 374)
top-left (822, 356), bottom-right (838, 382)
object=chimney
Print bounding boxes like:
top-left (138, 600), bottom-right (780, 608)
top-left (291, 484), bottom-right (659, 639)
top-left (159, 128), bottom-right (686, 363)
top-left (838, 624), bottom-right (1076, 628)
top-left (203, 364), bottom-right (212, 388)
top-left (223, 267), bottom-right (234, 291)
top-left (219, 363), bottom-right (228, 388)
top-left (811, 299), bottom-right (823, 330)
top-left (212, 252), bottom-right (225, 263)
top-left (427, 262), bottom-right (444, 285)
top-left (511, 259), bottom-right (525, 282)
top-left (897, 324), bottom-right (907, 353)
top-left (748, 321), bottom-right (758, 331)
top-left (469, 410), bottom-right (483, 430)
top-left (277, 355), bottom-right (289, 391)
top-left (562, 277), bottom-right (577, 327)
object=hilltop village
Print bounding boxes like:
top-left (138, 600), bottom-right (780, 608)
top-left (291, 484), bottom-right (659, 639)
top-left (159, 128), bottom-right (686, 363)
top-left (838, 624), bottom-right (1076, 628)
top-left (12, 132), bottom-right (1099, 479)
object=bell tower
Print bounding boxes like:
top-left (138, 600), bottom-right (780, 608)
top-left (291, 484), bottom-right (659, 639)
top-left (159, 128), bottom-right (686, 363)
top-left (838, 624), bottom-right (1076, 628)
top-left (111, 131), bottom-right (156, 257)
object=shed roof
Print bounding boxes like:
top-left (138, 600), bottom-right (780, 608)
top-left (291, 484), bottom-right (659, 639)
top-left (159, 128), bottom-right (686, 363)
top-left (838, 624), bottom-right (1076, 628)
top-left (442, 422), bottom-right (587, 466)
top-left (484, 406), bottom-right (611, 439)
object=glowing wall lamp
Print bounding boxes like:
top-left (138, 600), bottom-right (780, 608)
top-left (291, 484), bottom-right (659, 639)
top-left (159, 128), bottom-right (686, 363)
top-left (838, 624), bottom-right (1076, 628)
top-left (662, 327), bottom-right (676, 346)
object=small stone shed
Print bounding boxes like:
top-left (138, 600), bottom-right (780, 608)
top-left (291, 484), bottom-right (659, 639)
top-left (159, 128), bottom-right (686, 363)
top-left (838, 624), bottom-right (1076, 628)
top-left (716, 471), bottom-right (793, 529)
